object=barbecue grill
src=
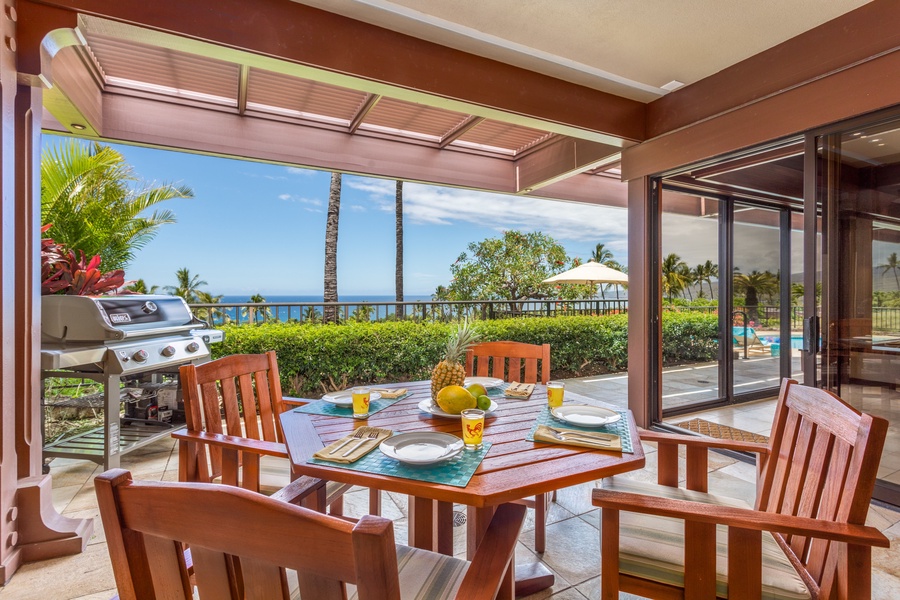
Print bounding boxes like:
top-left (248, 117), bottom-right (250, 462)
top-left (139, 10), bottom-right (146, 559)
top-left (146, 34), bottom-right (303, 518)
top-left (41, 295), bottom-right (222, 469)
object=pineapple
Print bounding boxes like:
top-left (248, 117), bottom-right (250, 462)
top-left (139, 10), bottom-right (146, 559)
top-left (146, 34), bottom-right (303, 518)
top-left (431, 320), bottom-right (479, 401)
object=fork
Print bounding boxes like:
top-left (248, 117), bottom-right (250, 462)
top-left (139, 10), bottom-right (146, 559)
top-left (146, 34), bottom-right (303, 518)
top-left (328, 428), bottom-right (367, 455)
top-left (547, 428), bottom-right (613, 445)
top-left (342, 430), bottom-right (380, 457)
top-left (546, 425), bottom-right (616, 441)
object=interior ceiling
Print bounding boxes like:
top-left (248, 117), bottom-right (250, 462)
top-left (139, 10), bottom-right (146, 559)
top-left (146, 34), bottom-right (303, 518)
top-left (294, 0), bottom-right (873, 102)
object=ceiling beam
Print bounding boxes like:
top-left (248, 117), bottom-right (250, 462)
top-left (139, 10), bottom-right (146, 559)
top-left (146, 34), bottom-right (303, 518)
top-left (41, 44), bottom-right (103, 136)
top-left (515, 137), bottom-right (621, 193)
top-left (348, 93), bottom-right (381, 134)
top-left (237, 64), bottom-right (249, 115)
top-left (439, 115), bottom-right (484, 148)
top-left (17, 0), bottom-right (644, 145)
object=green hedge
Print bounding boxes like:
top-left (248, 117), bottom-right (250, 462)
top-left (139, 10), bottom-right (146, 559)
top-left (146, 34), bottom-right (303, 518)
top-left (213, 312), bottom-right (717, 396)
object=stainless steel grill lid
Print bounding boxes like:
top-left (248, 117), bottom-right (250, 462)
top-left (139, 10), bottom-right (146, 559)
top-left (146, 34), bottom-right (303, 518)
top-left (42, 295), bottom-right (201, 342)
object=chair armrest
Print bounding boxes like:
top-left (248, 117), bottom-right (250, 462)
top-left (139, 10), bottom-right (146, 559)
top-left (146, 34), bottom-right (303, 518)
top-left (455, 503), bottom-right (527, 600)
top-left (172, 429), bottom-right (288, 458)
top-left (282, 396), bottom-right (311, 407)
top-left (592, 488), bottom-right (889, 548)
top-left (639, 429), bottom-right (770, 456)
top-left (268, 476), bottom-right (326, 505)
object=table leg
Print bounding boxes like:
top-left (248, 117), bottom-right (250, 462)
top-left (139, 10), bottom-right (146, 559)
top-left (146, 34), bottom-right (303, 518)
top-left (408, 496), bottom-right (455, 555)
top-left (468, 505), bottom-right (555, 597)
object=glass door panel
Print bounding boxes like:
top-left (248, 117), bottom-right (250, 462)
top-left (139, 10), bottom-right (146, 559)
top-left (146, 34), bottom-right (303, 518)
top-left (660, 189), bottom-right (721, 411)
top-left (816, 118), bottom-right (900, 494)
top-left (732, 204), bottom-right (784, 394)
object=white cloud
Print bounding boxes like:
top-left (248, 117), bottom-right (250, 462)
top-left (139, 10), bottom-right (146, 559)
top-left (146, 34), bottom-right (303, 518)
top-left (279, 194), bottom-right (323, 206)
top-left (346, 176), bottom-right (628, 248)
top-left (285, 166), bottom-right (317, 177)
top-left (349, 204), bottom-right (367, 212)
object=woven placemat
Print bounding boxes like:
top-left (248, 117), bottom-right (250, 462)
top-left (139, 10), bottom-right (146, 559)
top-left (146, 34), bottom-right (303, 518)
top-left (308, 440), bottom-right (491, 488)
top-left (292, 393), bottom-right (409, 418)
top-left (526, 406), bottom-right (634, 453)
top-left (673, 418), bottom-right (768, 444)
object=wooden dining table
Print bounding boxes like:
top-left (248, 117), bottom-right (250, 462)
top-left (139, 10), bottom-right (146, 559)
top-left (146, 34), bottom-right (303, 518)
top-left (280, 380), bottom-right (645, 598)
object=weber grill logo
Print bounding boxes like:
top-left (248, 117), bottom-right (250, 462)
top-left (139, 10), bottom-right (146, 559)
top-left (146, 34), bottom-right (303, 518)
top-left (110, 313), bottom-right (131, 324)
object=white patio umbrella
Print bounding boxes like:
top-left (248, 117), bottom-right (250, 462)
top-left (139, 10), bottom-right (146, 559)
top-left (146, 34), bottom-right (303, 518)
top-left (543, 259), bottom-right (628, 286)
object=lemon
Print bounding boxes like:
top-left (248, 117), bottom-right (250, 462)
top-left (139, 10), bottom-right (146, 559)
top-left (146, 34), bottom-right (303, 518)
top-left (436, 385), bottom-right (476, 414)
top-left (476, 395), bottom-right (492, 411)
top-left (467, 383), bottom-right (488, 398)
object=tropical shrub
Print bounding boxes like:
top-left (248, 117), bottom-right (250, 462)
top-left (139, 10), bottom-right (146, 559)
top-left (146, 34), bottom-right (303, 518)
top-left (214, 313), bottom-right (718, 396)
top-left (41, 224), bottom-right (125, 295)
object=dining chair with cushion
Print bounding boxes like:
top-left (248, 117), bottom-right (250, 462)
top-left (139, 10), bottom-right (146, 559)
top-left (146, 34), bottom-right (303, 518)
top-left (466, 340), bottom-right (553, 553)
top-left (592, 378), bottom-right (889, 599)
top-left (96, 468), bottom-right (526, 600)
top-left (174, 351), bottom-right (379, 515)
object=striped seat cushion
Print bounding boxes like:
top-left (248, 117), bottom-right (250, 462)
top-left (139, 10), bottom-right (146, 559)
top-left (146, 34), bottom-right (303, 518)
top-left (601, 477), bottom-right (811, 600)
top-left (287, 544), bottom-right (469, 599)
top-left (215, 456), bottom-right (351, 505)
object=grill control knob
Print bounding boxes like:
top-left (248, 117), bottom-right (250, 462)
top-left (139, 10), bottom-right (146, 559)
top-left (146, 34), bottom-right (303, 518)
top-left (160, 345), bottom-right (176, 358)
top-left (132, 350), bottom-right (148, 363)
top-left (186, 342), bottom-right (200, 353)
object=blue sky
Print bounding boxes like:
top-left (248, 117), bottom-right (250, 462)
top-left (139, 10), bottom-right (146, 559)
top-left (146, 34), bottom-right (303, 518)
top-left (43, 135), bottom-right (629, 297)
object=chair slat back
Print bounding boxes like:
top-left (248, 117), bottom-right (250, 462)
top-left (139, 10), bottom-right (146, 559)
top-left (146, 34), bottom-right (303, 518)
top-left (757, 379), bottom-right (887, 596)
top-left (466, 341), bottom-right (550, 384)
top-left (180, 351), bottom-right (285, 482)
top-left (96, 469), bottom-right (400, 600)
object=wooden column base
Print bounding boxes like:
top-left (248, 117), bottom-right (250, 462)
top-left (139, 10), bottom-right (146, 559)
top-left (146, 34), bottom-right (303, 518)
top-left (12, 476), bottom-right (93, 568)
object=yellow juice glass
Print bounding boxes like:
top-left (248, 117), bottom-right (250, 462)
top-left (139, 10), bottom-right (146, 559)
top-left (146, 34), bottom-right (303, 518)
top-left (351, 387), bottom-right (371, 419)
top-left (547, 381), bottom-right (565, 408)
top-left (460, 408), bottom-right (485, 450)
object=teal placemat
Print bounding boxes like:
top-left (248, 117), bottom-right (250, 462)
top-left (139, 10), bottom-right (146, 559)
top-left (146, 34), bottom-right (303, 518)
top-left (293, 393), bottom-right (409, 418)
top-left (308, 440), bottom-right (491, 487)
top-left (526, 406), bottom-right (634, 453)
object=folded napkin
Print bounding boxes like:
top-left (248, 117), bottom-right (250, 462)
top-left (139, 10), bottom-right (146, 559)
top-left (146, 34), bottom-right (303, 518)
top-left (533, 425), bottom-right (621, 451)
top-left (370, 388), bottom-right (408, 399)
top-left (313, 427), bottom-right (393, 464)
top-left (505, 382), bottom-right (535, 399)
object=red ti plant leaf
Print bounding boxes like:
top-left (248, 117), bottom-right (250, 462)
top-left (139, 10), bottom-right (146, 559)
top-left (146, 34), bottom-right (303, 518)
top-left (40, 225), bottom-right (127, 296)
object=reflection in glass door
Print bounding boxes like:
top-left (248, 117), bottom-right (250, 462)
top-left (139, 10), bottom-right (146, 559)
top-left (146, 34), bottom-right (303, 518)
top-left (815, 116), bottom-right (900, 501)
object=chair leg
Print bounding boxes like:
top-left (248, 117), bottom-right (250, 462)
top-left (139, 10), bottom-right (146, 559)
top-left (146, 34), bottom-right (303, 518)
top-left (368, 487), bottom-right (382, 516)
top-left (329, 494), bottom-right (344, 517)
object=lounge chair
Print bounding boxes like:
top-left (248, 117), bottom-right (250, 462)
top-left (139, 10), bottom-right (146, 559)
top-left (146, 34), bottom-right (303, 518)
top-left (732, 326), bottom-right (772, 357)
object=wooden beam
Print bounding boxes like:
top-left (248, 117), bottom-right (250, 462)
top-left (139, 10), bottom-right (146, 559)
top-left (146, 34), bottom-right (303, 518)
top-left (515, 137), bottom-right (620, 193)
top-left (237, 64), bottom-right (249, 115)
top-left (439, 115), bottom-right (484, 149)
top-left (646, 0), bottom-right (900, 138)
top-left (18, 0), bottom-right (645, 144)
top-left (623, 48), bottom-right (900, 181)
top-left (348, 93), bottom-right (380, 134)
top-left (526, 172), bottom-right (627, 208)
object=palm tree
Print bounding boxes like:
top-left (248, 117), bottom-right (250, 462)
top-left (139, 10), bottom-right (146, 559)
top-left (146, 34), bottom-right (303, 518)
top-left (164, 268), bottom-right (207, 303)
top-left (246, 293), bottom-right (271, 324)
top-left (193, 290), bottom-right (223, 323)
top-left (677, 263), bottom-right (695, 300)
top-left (41, 139), bottom-right (192, 271)
top-left (733, 269), bottom-right (778, 323)
top-left (395, 180), bottom-right (404, 318)
top-left (879, 252), bottom-right (900, 291)
top-left (703, 259), bottom-right (718, 298)
top-left (126, 279), bottom-right (158, 294)
top-left (692, 264), bottom-right (707, 298)
top-left (661, 253), bottom-right (689, 302)
top-left (323, 172), bottom-right (342, 323)
top-left (592, 243), bottom-right (615, 299)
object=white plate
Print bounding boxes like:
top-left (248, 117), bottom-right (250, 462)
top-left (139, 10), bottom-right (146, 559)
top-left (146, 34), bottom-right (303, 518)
top-left (464, 377), bottom-right (504, 389)
top-left (379, 432), bottom-right (464, 465)
top-left (417, 398), bottom-right (498, 419)
top-left (550, 405), bottom-right (621, 427)
top-left (321, 390), bottom-right (382, 407)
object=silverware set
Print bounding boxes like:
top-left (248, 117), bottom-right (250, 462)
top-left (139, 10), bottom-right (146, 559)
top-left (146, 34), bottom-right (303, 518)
top-left (545, 426), bottom-right (616, 446)
top-left (327, 427), bottom-right (383, 456)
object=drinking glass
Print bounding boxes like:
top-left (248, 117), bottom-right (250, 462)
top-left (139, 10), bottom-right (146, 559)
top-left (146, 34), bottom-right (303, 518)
top-left (547, 381), bottom-right (565, 408)
top-left (351, 387), bottom-right (371, 419)
top-left (460, 408), bottom-right (485, 450)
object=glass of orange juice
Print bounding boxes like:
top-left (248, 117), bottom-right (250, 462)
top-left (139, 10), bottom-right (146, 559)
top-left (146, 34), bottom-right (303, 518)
top-left (547, 381), bottom-right (565, 408)
top-left (351, 387), bottom-right (371, 419)
top-left (460, 408), bottom-right (485, 450)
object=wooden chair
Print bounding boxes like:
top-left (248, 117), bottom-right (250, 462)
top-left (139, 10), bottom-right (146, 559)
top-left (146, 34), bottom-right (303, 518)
top-left (466, 341), bottom-right (553, 553)
top-left (592, 379), bottom-right (890, 599)
top-left (466, 341), bottom-right (550, 384)
top-left (173, 351), bottom-right (379, 515)
top-left (96, 469), bottom-right (526, 600)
